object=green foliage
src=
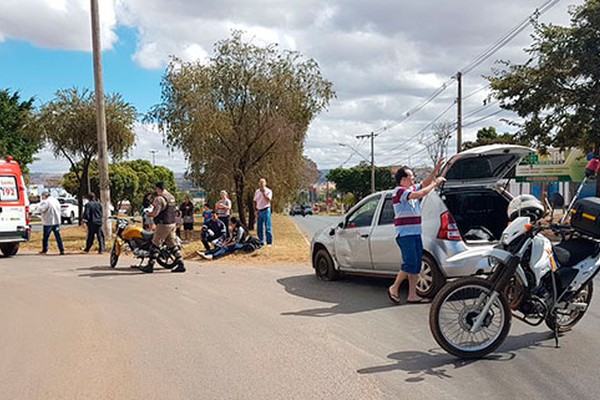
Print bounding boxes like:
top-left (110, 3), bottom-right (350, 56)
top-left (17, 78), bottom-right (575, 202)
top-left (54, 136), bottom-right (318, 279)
top-left (488, 0), bottom-right (600, 152)
top-left (0, 89), bottom-right (44, 174)
top-left (147, 30), bottom-right (335, 226)
top-left (462, 126), bottom-right (525, 150)
top-left (327, 165), bottom-right (394, 200)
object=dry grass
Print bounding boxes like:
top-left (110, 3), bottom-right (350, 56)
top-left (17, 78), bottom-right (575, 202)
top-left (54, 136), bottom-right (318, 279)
top-left (22, 214), bottom-right (311, 265)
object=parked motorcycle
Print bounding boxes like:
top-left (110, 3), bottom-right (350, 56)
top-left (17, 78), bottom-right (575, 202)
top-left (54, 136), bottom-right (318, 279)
top-left (109, 218), bottom-right (182, 269)
top-left (429, 194), bottom-right (600, 359)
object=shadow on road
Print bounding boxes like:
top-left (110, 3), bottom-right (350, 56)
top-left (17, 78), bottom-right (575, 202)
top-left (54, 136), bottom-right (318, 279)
top-left (77, 265), bottom-right (165, 277)
top-left (357, 331), bottom-right (554, 382)
top-left (278, 274), bottom-right (409, 317)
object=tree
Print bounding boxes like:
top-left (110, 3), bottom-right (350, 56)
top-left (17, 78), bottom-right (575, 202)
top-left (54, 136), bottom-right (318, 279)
top-left (421, 121), bottom-right (453, 165)
top-left (36, 88), bottom-right (137, 223)
top-left (327, 165), bottom-right (394, 201)
top-left (462, 126), bottom-right (524, 150)
top-left (0, 89), bottom-right (44, 175)
top-left (148, 31), bottom-right (335, 227)
top-left (118, 160), bottom-right (178, 213)
top-left (488, 1), bottom-right (600, 152)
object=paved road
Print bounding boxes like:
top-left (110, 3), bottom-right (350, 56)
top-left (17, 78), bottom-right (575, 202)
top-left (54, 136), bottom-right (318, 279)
top-left (291, 214), bottom-right (341, 240)
top-left (1, 252), bottom-right (599, 399)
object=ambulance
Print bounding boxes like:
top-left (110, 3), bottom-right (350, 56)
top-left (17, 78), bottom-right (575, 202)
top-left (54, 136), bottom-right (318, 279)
top-left (0, 156), bottom-right (30, 256)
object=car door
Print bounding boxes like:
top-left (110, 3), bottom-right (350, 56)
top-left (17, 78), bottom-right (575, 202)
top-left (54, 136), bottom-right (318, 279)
top-left (333, 194), bottom-right (381, 270)
top-left (369, 194), bottom-right (401, 271)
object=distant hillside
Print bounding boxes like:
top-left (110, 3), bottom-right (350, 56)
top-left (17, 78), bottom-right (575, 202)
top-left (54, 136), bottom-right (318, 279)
top-left (28, 172), bottom-right (63, 185)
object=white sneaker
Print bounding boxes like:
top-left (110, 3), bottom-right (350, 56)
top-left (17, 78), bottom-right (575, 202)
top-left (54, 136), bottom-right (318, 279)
top-left (200, 253), bottom-right (213, 260)
top-left (267, 244), bottom-right (273, 247)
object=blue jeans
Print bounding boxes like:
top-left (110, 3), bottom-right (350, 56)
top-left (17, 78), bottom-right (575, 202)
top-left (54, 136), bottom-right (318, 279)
top-left (212, 243), bottom-right (244, 259)
top-left (396, 234), bottom-right (423, 274)
top-left (42, 225), bottom-right (65, 253)
top-left (257, 208), bottom-right (273, 245)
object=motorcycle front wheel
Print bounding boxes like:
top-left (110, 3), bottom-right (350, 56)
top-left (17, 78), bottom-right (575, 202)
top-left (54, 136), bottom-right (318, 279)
top-left (429, 277), bottom-right (511, 359)
top-left (545, 280), bottom-right (594, 333)
top-left (109, 242), bottom-right (119, 268)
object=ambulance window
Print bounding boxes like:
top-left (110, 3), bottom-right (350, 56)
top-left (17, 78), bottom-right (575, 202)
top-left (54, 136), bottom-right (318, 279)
top-left (0, 176), bottom-right (19, 202)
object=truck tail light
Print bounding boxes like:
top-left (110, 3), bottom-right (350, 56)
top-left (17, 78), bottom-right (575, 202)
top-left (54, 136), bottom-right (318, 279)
top-left (437, 211), bottom-right (462, 241)
top-left (25, 205), bottom-right (30, 225)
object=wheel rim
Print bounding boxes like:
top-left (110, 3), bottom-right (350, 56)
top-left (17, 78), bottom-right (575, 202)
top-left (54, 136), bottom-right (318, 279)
top-left (437, 284), bottom-right (506, 353)
top-left (556, 285), bottom-right (591, 327)
top-left (317, 255), bottom-right (329, 277)
top-left (417, 260), bottom-right (433, 293)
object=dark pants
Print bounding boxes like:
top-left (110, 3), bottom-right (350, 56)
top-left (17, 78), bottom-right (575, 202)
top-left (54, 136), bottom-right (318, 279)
top-left (219, 216), bottom-right (230, 237)
top-left (201, 229), bottom-right (223, 251)
top-left (85, 223), bottom-right (105, 253)
top-left (212, 243), bottom-right (244, 259)
top-left (42, 225), bottom-right (65, 254)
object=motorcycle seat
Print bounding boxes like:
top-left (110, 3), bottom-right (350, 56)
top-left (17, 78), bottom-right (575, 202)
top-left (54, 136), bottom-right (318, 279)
top-left (142, 231), bottom-right (154, 241)
top-left (553, 239), bottom-right (599, 268)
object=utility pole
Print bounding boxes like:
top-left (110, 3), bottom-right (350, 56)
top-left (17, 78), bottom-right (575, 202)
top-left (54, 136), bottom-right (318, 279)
top-left (456, 71), bottom-right (463, 153)
top-left (356, 132), bottom-right (378, 193)
top-left (90, 0), bottom-right (111, 236)
top-left (149, 150), bottom-right (158, 167)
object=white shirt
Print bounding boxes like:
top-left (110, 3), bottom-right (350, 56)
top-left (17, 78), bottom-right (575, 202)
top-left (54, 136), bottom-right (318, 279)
top-left (39, 197), bottom-right (62, 226)
top-left (254, 187), bottom-right (273, 210)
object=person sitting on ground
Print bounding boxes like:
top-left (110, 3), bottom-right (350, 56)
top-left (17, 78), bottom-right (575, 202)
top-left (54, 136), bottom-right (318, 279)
top-left (200, 211), bottom-right (227, 254)
top-left (199, 217), bottom-right (247, 260)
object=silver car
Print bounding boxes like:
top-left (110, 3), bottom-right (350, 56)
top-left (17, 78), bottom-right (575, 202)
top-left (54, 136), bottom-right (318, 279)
top-left (311, 144), bottom-right (533, 297)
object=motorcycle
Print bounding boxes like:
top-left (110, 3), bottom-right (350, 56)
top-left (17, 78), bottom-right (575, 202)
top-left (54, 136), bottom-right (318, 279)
top-left (109, 218), bottom-right (182, 269)
top-left (429, 194), bottom-right (600, 359)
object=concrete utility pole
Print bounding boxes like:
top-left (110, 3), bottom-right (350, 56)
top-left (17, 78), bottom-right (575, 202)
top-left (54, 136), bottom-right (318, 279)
top-left (356, 132), bottom-right (378, 193)
top-left (456, 71), bottom-right (463, 153)
top-left (90, 0), bottom-right (111, 236)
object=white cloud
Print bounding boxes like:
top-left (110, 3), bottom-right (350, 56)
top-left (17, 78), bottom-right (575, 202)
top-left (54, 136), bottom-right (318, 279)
top-left (0, 0), bottom-right (118, 50)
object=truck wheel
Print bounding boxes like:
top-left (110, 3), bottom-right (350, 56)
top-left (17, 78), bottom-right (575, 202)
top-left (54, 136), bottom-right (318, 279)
top-left (1, 243), bottom-right (20, 257)
top-left (416, 254), bottom-right (446, 298)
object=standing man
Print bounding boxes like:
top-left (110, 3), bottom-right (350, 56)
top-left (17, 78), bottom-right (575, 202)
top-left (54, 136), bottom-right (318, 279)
top-left (215, 190), bottom-right (232, 237)
top-left (388, 160), bottom-right (445, 304)
top-left (254, 178), bottom-right (273, 247)
top-left (82, 193), bottom-right (105, 254)
top-left (180, 196), bottom-right (195, 242)
top-left (141, 182), bottom-right (186, 273)
top-left (38, 191), bottom-right (65, 255)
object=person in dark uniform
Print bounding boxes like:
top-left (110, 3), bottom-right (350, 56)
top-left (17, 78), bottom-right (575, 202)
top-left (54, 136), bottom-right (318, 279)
top-left (141, 182), bottom-right (186, 273)
top-left (82, 193), bottom-right (105, 254)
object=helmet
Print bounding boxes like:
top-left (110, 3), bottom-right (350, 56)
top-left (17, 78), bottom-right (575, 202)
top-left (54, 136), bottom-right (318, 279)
top-left (507, 194), bottom-right (544, 222)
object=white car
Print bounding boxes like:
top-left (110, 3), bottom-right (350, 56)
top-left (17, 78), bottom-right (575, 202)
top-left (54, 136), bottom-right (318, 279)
top-left (311, 144), bottom-right (534, 297)
top-left (58, 198), bottom-right (79, 224)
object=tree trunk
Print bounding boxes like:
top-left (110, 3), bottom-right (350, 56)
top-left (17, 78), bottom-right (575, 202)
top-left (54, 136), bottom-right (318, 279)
top-left (246, 194), bottom-right (255, 231)
top-left (78, 163), bottom-right (90, 226)
top-left (234, 173), bottom-right (247, 227)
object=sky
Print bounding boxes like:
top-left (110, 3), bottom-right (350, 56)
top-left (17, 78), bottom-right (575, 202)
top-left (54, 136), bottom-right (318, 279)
top-left (0, 0), bottom-right (579, 174)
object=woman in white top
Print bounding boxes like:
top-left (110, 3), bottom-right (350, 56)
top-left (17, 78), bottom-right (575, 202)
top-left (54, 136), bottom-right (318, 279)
top-left (215, 190), bottom-right (232, 237)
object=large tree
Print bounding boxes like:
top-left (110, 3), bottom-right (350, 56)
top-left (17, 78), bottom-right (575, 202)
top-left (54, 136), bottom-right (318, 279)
top-left (488, 0), bottom-right (600, 152)
top-left (0, 89), bottom-right (44, 175)
top-left (148, 31), bottom-right (335, 227)
top-left (462, 126), bottom-right (524, 150)
top-left (36, 88), bottom-right (137, 222)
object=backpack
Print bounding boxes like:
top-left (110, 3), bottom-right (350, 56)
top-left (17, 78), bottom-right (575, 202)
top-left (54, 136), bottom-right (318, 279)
top-left (241, 236), bottom-right (263, 253)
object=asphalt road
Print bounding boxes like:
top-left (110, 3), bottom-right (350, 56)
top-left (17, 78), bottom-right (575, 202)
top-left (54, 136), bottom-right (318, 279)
top-left (1, 249), bottom-right (600, 400)
top-left (290, 214), bottom-right (341, 240)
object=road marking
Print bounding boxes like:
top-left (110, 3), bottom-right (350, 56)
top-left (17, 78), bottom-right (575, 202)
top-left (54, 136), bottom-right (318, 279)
top-left (292, 221), bottom-right (311, 247)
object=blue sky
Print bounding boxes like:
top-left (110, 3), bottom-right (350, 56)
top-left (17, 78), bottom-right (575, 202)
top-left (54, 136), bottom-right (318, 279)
top-left (0, 0), bottom-right (576, 174)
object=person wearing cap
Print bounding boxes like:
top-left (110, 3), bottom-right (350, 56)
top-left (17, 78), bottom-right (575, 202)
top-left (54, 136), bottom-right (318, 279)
top-left (215, 190), bottom-right (232, 237)
top-left (38, 191), bottom-right (65, 255)
top-left (141, 182), bottom-right (186, 273)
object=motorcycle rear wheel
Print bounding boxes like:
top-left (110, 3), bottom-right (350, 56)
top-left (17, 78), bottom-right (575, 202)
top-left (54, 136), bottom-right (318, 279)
top-left (545, 280), bottom-right (594, 333)
top-left (156, 247), bottom-right (178, 269)
top-left (429, 277), bottom-right (511, 359)
top-left (109, 242), bottom-right (119, 268)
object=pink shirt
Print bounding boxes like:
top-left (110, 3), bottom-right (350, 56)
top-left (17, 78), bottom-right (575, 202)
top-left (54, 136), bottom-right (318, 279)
top-left (254, 188), bottom-right (273, 210)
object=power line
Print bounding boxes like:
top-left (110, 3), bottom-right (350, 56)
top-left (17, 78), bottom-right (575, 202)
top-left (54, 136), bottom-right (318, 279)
top-left (462, 108), bottom-right (505, 128)
top-left (461, 0), bottom-right (562, 75)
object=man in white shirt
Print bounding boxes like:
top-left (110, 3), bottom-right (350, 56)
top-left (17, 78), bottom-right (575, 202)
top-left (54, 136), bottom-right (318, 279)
top-left (253, 178), bottom-right (273, 246)
top-left (38, 191), bottom-right (65, 255)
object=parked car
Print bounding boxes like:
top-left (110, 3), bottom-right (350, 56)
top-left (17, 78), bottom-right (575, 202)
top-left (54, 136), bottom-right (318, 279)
top-left (311, 144), bottom-right (534, 298)
top-left (290, 204), bottom-right (313, 216)
top-left (58, 197), bottom-right (78, 224)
